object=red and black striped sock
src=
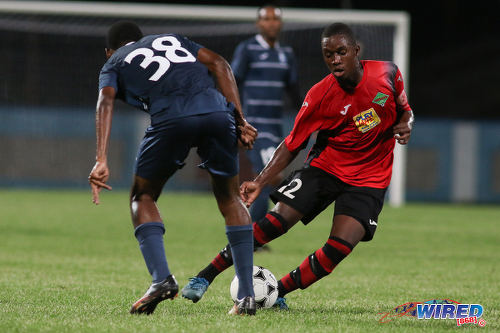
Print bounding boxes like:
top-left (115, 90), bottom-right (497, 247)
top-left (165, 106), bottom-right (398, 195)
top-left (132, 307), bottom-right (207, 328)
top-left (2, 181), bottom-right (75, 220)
top-left (197, 245), bottom-right (233, 283)
top-left (278, 236), bottom-right (353, 297)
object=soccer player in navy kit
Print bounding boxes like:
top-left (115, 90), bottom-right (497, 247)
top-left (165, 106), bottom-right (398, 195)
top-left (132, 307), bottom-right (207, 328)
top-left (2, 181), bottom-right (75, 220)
top-left (88, 22), bottom-right (258, 315)
top-left (182, 23), bottom-right (414, 309)
top-left (232, 5), bottom-right (301, 223)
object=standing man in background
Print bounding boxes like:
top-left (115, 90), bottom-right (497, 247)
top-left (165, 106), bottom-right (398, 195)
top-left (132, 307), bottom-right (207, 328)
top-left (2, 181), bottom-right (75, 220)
top-left (231, 4), bottom-right (302, 225)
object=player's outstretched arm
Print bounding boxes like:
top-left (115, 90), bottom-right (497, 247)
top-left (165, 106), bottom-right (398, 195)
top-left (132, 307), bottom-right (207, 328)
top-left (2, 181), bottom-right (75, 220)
top-left (241, 141), bottom-right (298, 206)
top-left (89, 87), bottom-right (115, 204)
top-left (196, 47), bottom-right (256, 149)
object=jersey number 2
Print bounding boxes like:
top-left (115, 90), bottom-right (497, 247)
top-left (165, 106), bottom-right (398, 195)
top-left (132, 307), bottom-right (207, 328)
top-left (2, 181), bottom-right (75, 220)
top-left (277, 178), bottom-right (302, 199)
top-left (124, 36), bottom-right (196, 81)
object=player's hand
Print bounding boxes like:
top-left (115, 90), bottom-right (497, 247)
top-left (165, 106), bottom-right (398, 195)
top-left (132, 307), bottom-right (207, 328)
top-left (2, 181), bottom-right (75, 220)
top-left (240, 181), bottom-right (263, 207)
top-left (393, 110), bottom-right (414, 145)
top-left (88, 160), bottom-right (112, 205)
top-left (237, 120), bottom-right (257, 150)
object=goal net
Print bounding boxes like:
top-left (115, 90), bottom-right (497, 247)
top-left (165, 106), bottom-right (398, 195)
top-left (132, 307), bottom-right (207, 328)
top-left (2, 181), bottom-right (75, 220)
top-left (0, 1), bottom-right (409, 205)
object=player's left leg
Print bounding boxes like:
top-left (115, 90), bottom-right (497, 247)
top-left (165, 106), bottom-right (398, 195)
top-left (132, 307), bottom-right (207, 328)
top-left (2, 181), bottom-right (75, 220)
top-left (129, 117), bottom-right (195, 314)
top-left (277, 215), bottom-right (364, 299)
top-left (276, 184), bottom-right (387, 308)
top-left (129, 174), bottom-right (179, 314)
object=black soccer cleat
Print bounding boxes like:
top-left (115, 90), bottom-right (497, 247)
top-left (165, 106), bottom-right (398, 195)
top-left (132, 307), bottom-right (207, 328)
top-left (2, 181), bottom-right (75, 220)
top-left (130, 275), bottom-right (179, 315)
top-left (228, 296), bottom-right (256, 316)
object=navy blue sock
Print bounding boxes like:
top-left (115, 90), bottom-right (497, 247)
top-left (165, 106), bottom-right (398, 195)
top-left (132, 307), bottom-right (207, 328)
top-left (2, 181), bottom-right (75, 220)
top-left (134, 222), bottom-right (170, 283)
top-left (226, 225), bottom-right (254, 299)
top-left (249, 185), bottom-right (271, 222)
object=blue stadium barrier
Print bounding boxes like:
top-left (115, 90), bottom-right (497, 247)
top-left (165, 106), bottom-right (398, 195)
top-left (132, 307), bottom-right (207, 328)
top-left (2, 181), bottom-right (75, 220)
top-left (1, 108), bottom-right (499, 203)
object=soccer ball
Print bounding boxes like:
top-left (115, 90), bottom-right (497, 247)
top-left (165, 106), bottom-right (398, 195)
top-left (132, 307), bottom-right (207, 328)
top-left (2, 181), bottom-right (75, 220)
top-left (230, 265), bottom-right (278, 308)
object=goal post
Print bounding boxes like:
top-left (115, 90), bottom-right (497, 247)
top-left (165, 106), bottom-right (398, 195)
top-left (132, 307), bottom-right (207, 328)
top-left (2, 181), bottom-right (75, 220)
top-left (0, 1), bottom-right (410, 205)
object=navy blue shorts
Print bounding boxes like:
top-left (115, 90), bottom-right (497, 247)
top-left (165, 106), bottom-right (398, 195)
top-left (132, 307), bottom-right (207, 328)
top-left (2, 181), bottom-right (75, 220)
top-left (135, 111), bottom-right (238, 180)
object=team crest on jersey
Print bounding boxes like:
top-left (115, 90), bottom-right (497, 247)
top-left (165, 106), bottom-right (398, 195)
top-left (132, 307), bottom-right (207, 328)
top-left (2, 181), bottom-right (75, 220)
top-left (372, 92), bottom-right (389, 107)
top-left (353, 108), bottom-right (381, 133)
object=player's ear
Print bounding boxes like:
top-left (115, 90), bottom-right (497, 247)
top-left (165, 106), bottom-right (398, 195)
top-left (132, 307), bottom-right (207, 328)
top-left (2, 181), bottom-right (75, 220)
top-left (354, 44), bottom-right (360, 57)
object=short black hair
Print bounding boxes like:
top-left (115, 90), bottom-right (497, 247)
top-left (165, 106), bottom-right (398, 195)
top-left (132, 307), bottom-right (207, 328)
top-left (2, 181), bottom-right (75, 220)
top-left (321, 23), bottom-right (357, 46)
top-left (107, 21), bottom-right (143, 50)
top-left (257, 4), bottom-right (282, 19)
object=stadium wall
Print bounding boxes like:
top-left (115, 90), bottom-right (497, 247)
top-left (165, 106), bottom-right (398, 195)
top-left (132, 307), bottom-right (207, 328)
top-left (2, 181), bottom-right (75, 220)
top-left (1, 108), bottom-right (499, 203)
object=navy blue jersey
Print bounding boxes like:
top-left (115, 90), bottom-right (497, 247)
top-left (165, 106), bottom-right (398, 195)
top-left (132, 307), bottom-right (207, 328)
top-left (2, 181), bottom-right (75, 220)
top-left (231, 34), bottom-right (297, 131)
top-left (99, 34), bottom-right (234, 126)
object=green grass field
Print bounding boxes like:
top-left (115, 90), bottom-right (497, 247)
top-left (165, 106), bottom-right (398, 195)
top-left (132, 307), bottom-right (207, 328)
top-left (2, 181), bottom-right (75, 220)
top-left (1, 189), bottom-right (499, 332)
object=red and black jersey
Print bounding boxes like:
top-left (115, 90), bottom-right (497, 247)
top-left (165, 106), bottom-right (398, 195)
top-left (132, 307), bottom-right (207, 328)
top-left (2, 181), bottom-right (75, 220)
top-left (284, 60), bottom-right (412, 188)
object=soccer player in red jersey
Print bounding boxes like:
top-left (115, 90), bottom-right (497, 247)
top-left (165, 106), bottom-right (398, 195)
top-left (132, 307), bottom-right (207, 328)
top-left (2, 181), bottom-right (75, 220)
top-left (181, 22), bottom-right (414, 309)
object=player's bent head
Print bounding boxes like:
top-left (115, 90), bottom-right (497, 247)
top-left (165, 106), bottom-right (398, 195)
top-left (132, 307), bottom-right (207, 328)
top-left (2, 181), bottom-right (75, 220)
top-left (321, 22), bottom-right (357, 46)
top-left (107, 21), bottom-right (143, 50)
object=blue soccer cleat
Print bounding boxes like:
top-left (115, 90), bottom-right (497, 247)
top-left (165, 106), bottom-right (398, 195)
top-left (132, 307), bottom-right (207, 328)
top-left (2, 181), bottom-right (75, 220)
top-left (273, 297), bottom-right (289, 310)
top-left (181, 277), bottom-right (210, 303)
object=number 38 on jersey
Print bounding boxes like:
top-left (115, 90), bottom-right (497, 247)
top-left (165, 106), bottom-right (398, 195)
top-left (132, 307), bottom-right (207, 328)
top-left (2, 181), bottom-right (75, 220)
top-left (124, 36), bottom-right (196, 81)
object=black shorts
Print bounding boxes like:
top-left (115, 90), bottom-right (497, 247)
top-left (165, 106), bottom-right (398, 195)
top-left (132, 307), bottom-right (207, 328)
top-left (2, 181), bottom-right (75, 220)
top-left (270, 166), bottom-right (387, 241)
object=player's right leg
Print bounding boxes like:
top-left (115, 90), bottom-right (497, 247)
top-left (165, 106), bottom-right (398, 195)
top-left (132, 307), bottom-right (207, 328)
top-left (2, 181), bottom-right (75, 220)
top-left (209, 173), bottom-right (256, 315)
top-left (183, 110), bottom-right (256, 314)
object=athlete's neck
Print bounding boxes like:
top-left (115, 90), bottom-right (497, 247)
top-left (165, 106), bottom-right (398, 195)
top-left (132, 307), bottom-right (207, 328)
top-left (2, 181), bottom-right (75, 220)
top-left (263, 36), bottom-right (277, 48)
top-left (338, 61), bottom-right (363, 92)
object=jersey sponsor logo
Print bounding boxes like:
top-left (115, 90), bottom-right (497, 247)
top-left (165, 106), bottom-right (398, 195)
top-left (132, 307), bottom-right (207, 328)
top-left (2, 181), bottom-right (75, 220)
top-left (353, 108), bottom-right (381, 133)
top-left (340, 104), bottom-right (351, 115)
top-left (372, 92), bottom-right (389, 107)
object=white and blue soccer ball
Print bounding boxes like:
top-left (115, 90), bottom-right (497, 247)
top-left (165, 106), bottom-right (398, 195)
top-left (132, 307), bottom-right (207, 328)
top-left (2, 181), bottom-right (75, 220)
top-left (230, 265), bottom-right (278, 308)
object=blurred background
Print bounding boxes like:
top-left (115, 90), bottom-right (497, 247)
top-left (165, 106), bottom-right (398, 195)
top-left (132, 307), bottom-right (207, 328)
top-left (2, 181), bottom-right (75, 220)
top-left (1, 0), bottom-right (499, 203)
